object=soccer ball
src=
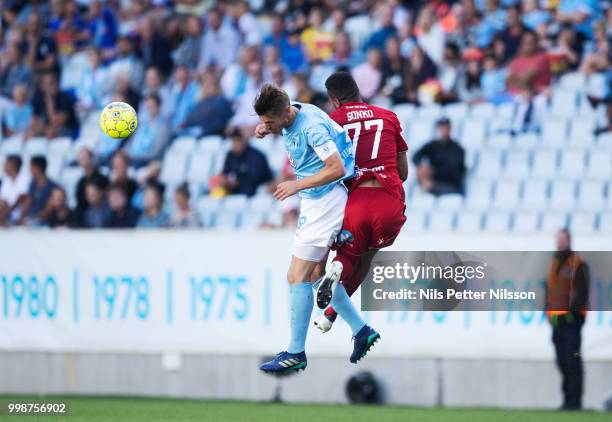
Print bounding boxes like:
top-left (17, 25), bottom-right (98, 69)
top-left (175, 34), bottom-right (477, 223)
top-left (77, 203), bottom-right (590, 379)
top-left (100, 102), bottom-right (138, 139)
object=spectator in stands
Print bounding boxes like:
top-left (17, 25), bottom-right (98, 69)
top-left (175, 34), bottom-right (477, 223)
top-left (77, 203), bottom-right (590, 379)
top-left (323, 8), bottom-right (347, 33)
top-left (164, 66), bottom-right (200, 133)
top-left (125, 94), bottom-right (171, 168)
top-left (173, 15), bottom-right (203, 70)
top-left (18, 156), bottom-right (56, 226)
top-left (412, 118), bottom-right (466, 196)
top-left (579, 23), bottom-right (610, 75)
top-left (75, 148), bottom-right (109, 224)
top-left (352, 48), bottom-right (384, 102)
top-left (110, 151), bottom-right (138, 202)
top-left (556, 0), bottom-right (600, 40)
top-left (76, 47), bottom-right (110, 115)
top-left (509, 83), bottom-right (547, 135)
top-left (436, 42), bottom-right (463, 104)
top-left (281, 29), bottom-right (308, 74)
top-left (44, 186), bottom-right (76, 228)
top-left (392, 44), bottom-right (437, 104)
top-left (87, 0), bottom-right (118, 57)
top-left (226, 0), bottom-right (262, 47)
top-left (28, 71), bottom-right (79, 139)
top-left (363, 3), bottom-right (398, 52)
top-left (228, 61), bottom-right (265, 132)
top-left (138, 67), bottom-right (169, 122)
top-left (521, 0), bottom-right (551, 31)
top-left (108, 36), bottom-right (144, 91)
top-left (291, 72), bottom-right (328, 110)
top-left (23, 11), bottom-right (59, 74)
top-left (481, 54), bottom-right (510, 104)
top-left (301, 8), bottom-right (334, 61)
top-left (131, 161), bottom-right (163, 211)
top-left (219, 129), bottom-right (273, 197)
top-left (380, 37), bottom-right (407, 98)
top-left (546, 228), bottom-right (589, 411)
top-left (137, 183), bottom-right (169, 228)
top-left (181, 71), bottom-right (233, 137)
top-left (547, 25), bottom-right (581, 75)
top-left (107, 183), bottom-right (140, 228)
top-left (0, 155), bottom-right (29, 226)
top-left (263, 13), bottom-right (289, 49)
top-left (495, 5), bottom-right (526, 62)
top-left (221, 45), bottom-right (260, 102)
top-left (2, 84), bottom-right (33, 137)
top-left (328, 31), bottom-right (360, 69)
top-left (458, 48), bottom-right (485, 103)
top-left (137, 16), bottom-right (173, 78)
top-left (199, 7), bottom-right (241, 70)
top-left (507, 30), bottom-right (551, 94)
top-left (170, 183), bottom-right (200, 228)
top-left (48, 0), bottom-right (89, 58)
top-left (0, 42), bottom-right (34, 98)
top-left (415, 7), bottom-right (445, 65)
top-left (83, 180), bottom-right (111, 229)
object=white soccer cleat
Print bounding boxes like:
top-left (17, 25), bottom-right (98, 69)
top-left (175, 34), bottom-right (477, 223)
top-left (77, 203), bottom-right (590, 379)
top-left (316, 261), bottom-right (343, 309)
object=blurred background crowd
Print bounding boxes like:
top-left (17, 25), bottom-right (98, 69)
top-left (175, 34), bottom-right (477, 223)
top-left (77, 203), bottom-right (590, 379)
top-left (0, 0), bottom-right (611, 230)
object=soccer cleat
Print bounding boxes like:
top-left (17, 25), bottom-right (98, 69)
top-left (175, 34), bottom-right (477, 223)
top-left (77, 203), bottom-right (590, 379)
top-left (314, 310), bottom-right (337, 333)
top-left (350, 325), bottom-right (381, 363)
top-left (316, 261), bottom-right (343, 309)
top-left (259, 351), bottom-right (307, 374)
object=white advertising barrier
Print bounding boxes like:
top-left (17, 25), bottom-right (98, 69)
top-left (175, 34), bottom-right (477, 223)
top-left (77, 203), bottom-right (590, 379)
top-left (0, 230), bottom-right (611, 360)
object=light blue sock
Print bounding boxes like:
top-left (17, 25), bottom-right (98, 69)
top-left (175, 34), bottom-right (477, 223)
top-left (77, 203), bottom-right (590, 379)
top-left (287, 282), bottom-right (314, 354)
top-left (331, 284), bottom-right (366, 336)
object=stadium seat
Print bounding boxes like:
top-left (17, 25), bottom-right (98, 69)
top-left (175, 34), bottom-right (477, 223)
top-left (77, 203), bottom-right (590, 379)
top-left (444, 103), bottom-right (468, 120)
top-left (521, 180), bottom-right (549, 210)
top-left (460, 119), bottom-right (487, 151)
top-left (160, 151), bottom-right (189, 185)
top-left (502, 150), bottom-right (530, 180)
top-left (568, 118), bottom-right (596, 147)
top-left (496, 103), bottom-right (514, 120)
top-left (169, 136), bottom-right (197, 153)
top-left (60, 166), bottom-right (84, 206)
top-left (513, 132), bottom-right (539, 150)
top-left (436, 194), bottom-right (464, 210)
top-left (24, 137), bottom-right (49, 156)
top-left (512, 211), bottom-right (539, 233)
top-left (403, 210), bottom-right (427, 233)
top-left (541, 118), bottom-right (568, 147)
top-left (586, 151), bottom-right (612, 179)
top-left (530, 150), bottom-right (558, 178)
top-left (222, 194), bottom-right (249, 211)
top-left (410, 190), bottom-right (436, 211)
top-left (249, 194), bottom-right (274, 212)
top-left (0, 136), bottom-right (23, 154)
top-left (197, 196), bottom-right (223, 214)
top-left (569, 211), bottom-right (597, 233)
top-left (344, 15), bottom-right (374, 50)
top-left (550, 90), bottom-right (577, 118)
top-left (549, 180), bottom-right (576, 211)
top-left (493, 180), bottom-right (521, 210)
top-left (213, 211), bottom-right (239, 230)
top-left (475, 150), bottom-right (503, 177)
top-left (455, 211), bottom-right (483, 231)
top-left (241, 211), bottom-right (266, 229)
top-left (558, 149), bottom-right (586, 179)
top-left (428, 210), bottom-right (456, 232)
top-left (464, 179), bottom-right (492, 210)
top-left (487, 132), bottom-right (512, 150)
top-left (559, 72), bottom-right (586, 92)
top-left (484, 211), bottom-right (511, 232)
top-left (596, 132), bottom-right (612, 148)
top-left (470, 102), bottom-right (495, 119)
top-left (267, 148), bottom-right (288, 175)
top-left (417, 104), bottom-right (443, 120)
top-left (49, 137), bottom-right (73, 155)
top-left (488, 117), bottom-right (509, 134)
top-left (186, 152), bottom-right (215, 184)
top-left (540, 212), bottom-right (568, 232)
top-left (46, 154), bottom-right (64, 180)
top-left (577, 180), bottom-right (606, 210)
top-left (198, 136), bottom-right (224, 153)
top-left (407, 119), bottom-right (434, 151)
top-left (392, 104), bottom-right (416, 131)
top-left (599, 212), bottom-right (612, 232)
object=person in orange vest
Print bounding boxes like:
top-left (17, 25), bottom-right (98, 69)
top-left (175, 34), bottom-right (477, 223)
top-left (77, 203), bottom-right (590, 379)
top-left (546, 228), bottom-right (589, 411)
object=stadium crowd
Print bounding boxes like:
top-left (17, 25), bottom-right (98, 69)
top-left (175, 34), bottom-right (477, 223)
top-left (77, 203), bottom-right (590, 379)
top-left (0, 0), bottom-right (610, 229)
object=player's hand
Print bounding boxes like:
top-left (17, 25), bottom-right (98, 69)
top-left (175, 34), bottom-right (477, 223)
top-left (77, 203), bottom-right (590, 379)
top-left (273, 181), bottom-right (300, 201)
top-left (254, 123), bottom-right (271, 139)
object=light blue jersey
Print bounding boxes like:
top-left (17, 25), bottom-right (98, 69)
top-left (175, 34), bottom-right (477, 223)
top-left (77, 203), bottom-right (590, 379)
top-left (282, 102), bottom-right (354, 199)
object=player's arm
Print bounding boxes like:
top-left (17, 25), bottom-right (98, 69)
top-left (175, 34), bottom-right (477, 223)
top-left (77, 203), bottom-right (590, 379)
top-left (397, 150), bottom-right (408, 182)
top-left (274, 152), bottom-right (345, 201)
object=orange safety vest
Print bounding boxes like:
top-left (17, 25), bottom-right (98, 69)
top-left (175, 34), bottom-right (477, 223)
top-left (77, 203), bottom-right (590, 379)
top-left (546, 253), bottom-right (588, 317)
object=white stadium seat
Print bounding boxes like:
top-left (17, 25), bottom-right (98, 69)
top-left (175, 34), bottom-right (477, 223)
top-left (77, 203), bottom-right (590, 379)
top-left (484, 211), bottom-right (511, 232)
top-left (522, 180), bottom-right (549, 210)
top-left (455, 211), bottom-right (482, 231)
top-left (198, 136), bottom-right (224, 153)
top-left (513, 132), bottom-right (539, 150)
top-left (541, 118), bottom-right (568, 147)
top-left (249, 194), bottom-right (274, 212)
top-left (160, 151), bottom-right (189, 184)
top-left (410, 190), bottom-right (436, 211)
top-left (1, 136), bottom-right (24, 154)
top-left (436, 194), bottom-right (464, 210)
top-left (403, 210), bottom-right (427, 233)
top-left (558, 149), bottom-right (586, 179)
top-left (530, 150), bottom-right (558, 178)
top-left (475, 150), bottom-right (503, 177)
top-left (444, 103), bottom-right (468, 120)
top-left (49, 137), bottom-right (73, 155)
top-left (187, 152), bottom-right (215, 184)
top-left (428, 210), bottom-right (456, 232)
top-left (577, 180), bottom-right (606, 210)
top-left (460, 119), bottom-right (487, 151)
top-left (24, 137), bottom-right (48, 156)
top-left (470, 102), bottom-right (495, 119)
top-left (241, 211), bottom-right (266, 229)
top-left (600, 213), bottom-right (612, 232)
top-left (568, 118), bottom-right (596, 147)
top-left (465, 179), bottom-right (492, 210)
top-left (493, 180), bottom-right (521, 210)
top-left (569, 211), bottom-right (597, 233)
top-left (407, 119), bottom-right (434, 151)
top-left (502, 150), bottom-right (530, 180)
top-left (586, 151), bottom-right (612, 179)
top-left (169, 136), bottom-right (197, 153)
top-left (551, 90), bottom-right (577, 118)
top-left (214, 211), bottom-right (239, 230)
top-left (541, 212), bottom-right (568, 233)
top-left (512, 211), bottom-right (539, 233)
top-left (223, 194), bottom-right (249, 211)
top-left (487, 133), bottom-right (512, 151)
top-left (417, 104), bottom-right (443, 120)
top-left (549, 180), bottom-right (576, 211)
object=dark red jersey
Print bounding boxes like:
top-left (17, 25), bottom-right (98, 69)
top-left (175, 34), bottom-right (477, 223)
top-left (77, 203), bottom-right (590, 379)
top-left (330, 102), bottom-right (408, 201)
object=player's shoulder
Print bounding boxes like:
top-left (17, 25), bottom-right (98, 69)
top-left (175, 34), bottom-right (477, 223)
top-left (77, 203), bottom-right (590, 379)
top-left (368, 104), bottom-right (400, 121)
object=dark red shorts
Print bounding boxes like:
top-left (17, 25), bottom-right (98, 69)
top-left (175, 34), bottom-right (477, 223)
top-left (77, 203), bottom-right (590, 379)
top-left (339, 187), bottom-right (406, 256)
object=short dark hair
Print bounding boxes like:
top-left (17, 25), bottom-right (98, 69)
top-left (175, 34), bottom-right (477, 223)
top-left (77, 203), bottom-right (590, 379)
top-left (175, 182), bottom-right (190, 198)
top-left (6, 154), bottom-right (22, 172)
top-left (325, 71), bottom-right (361, 105)
top-left (145, 93), bottom-right (161, 107)
top-left (109, 182), bottom-right (127, 196)
top-left (30, 155), bottom-right (47, 173)
top-left (253, 83), bottom-right (290, 117)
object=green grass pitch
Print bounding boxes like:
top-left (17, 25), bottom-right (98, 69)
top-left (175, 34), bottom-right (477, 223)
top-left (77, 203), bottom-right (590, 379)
top-left (0, 396), bottom-right (608, 422)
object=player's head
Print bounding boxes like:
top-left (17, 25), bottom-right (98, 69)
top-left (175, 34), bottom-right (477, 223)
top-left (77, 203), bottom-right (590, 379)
top-left (253, 83), bottom-right (292, 134)
top-left (556, 228), bottom-right (572, 252)
top-left (325, 71), bottom-right (361, 110)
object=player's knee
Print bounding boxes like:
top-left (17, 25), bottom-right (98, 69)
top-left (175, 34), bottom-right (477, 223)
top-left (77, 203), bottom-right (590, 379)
top-left (310, 264), bottom-right (325, 282)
